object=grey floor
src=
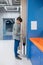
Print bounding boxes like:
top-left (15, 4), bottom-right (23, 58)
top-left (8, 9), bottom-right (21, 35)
top-left (0, 40), bottom-right (32, 65)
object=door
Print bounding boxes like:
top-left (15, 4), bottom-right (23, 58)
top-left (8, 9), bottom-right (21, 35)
top-left (3, 18), bottom-right (15, 40)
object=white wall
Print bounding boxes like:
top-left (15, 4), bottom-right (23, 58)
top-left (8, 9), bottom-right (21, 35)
top-left (21, 0), bottom-right (26, 37)
top-left (0, 12), bottom-right (20, 40)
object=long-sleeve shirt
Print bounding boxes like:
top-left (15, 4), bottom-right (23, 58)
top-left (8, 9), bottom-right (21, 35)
top-left (13, 22), bottom-right (21, 40)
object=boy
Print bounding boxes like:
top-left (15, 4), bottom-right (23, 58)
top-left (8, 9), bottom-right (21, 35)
top-left (13, 17), bottom-right (22, 60)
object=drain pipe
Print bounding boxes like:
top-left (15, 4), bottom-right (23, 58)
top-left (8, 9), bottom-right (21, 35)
top-left (23, 37), bottom-right (26, 56)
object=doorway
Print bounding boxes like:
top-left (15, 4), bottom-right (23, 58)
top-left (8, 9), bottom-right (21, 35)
top-left (3, 18), bottom-right (15, 40)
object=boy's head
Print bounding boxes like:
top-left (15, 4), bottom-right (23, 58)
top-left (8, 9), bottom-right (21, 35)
top-left (16, 17), bottom-right (22, 24)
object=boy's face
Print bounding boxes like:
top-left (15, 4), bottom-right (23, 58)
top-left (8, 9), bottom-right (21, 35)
top-left (16, 20), bottom-right (21, 24)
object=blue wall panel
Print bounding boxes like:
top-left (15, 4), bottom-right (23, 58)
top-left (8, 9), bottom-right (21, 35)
top-left (27, 0), bottom-right (43, 38)
top-left (27, 0), bottom-right (43, 58)
top-left (40, 52), bottom-right (43, 65)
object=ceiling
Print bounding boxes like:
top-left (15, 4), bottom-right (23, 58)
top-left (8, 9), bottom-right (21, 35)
top-left (0, 0), bottom-right (20, 6)
top-left (0, 0), bottom-right (21, 12)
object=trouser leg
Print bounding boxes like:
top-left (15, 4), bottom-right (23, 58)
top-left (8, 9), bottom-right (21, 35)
top-left (14, 39), bottom-right (20, 57)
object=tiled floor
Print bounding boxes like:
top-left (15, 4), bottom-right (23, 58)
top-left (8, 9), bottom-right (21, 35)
top-left (0, 40), bottom-right (32, 65)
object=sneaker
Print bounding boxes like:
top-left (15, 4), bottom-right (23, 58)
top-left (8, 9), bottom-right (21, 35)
top-left (15, 56), bottom-right (22, 60)
top-left (17, 53), bottom-right (20, 55)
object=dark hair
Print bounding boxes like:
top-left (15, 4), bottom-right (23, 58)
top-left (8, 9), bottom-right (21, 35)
top-left (17, 17), bottom-right (22, 22)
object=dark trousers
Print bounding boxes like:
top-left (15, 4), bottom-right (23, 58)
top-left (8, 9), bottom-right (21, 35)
top-left (14, 39), bottom-right (20, 57)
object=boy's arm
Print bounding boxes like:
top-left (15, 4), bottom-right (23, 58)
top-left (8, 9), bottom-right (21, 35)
top-left (17, 31), bottom-right (21, 35)
top-left (13, 24), bottom-right (21, 35)
top-left (13, 24), bottom-right (17, 35)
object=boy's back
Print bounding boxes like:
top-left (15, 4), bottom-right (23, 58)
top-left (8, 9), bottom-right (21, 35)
top-left (13, 22), bottom-right (21, 40)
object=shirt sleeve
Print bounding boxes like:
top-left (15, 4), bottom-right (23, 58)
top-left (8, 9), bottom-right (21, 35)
top-left (13, 24), bottom-right (17, 35)
top-left (13, 24), bottom-right (21, 35)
